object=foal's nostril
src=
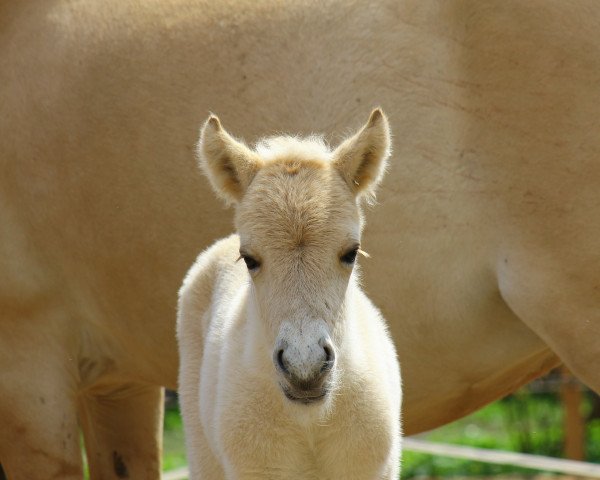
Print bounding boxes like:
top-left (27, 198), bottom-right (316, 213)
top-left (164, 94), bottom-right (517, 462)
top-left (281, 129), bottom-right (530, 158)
top-left (323, 344), bottom-right (334, 363)
top-left (319, 337), bottom-right (335, 373)
top-left (276, 348), bottom-right (289, 374)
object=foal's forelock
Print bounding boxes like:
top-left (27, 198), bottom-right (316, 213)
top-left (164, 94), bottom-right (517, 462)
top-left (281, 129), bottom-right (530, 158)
top-left (236, 166), bottom-right (358, 246)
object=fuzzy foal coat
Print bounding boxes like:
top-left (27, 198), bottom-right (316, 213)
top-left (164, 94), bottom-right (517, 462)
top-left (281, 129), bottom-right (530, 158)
top-left (177, 114), bottom-right (401, 479)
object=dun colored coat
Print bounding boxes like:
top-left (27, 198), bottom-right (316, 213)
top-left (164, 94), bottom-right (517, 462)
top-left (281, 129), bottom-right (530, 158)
top-left (1, 1), bottom-right (599, 478)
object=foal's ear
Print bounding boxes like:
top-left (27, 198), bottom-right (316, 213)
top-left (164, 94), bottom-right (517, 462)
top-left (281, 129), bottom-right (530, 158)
top-left (197, 115), bottom-right (262, 204)
top-left (332, 109), bottom-right (391, 198)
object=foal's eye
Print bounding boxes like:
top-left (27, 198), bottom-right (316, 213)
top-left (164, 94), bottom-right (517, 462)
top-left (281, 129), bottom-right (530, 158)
top-left (340, 247), bottom-right (359, 265)
top-left (241, 255), bottom-right (260, 271)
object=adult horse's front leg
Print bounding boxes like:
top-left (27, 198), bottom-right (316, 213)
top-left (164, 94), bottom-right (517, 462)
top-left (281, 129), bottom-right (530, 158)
top-left (78, 383), bottom-right (164, 479)
top-left (0, 311), bottom-right (83, 479)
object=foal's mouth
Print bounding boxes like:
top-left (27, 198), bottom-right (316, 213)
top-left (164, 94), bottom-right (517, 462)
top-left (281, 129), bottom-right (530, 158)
top-left (281, 385), bottom-right (329, 405)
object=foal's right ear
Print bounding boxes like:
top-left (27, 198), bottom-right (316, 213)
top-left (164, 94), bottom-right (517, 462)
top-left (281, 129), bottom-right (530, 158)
top-left (197, 115), bottom-right (262, 204)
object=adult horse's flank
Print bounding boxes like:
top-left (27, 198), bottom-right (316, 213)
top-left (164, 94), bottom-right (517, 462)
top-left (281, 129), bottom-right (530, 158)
top-left (1, 1), bottom-right (599, 478)
top-left (177, 110), bottom-right (401, 479)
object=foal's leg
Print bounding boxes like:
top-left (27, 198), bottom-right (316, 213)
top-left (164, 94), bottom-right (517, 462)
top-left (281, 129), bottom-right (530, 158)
top-left (178, 312), bottom-right (225, 480)
top-left (0, 310), bottom-right (83, 479)
top-left (78, 383), bottom-right (164, 479)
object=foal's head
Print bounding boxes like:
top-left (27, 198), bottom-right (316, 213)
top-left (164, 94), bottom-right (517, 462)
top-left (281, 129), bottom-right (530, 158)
top-left (198, 110), bottom-right (391, 408)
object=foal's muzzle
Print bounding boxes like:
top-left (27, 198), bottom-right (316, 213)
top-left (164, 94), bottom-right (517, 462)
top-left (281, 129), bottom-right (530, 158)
top-left (274, 336), bottom-right (336, 405)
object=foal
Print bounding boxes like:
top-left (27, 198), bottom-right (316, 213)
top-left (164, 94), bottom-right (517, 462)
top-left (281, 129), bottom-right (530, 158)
top-left (177, 109), bottom-right (401, 479)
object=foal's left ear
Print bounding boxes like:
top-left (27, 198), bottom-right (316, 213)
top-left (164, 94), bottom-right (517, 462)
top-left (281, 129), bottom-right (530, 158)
top-left (332, 108), bottom-right (391, 198)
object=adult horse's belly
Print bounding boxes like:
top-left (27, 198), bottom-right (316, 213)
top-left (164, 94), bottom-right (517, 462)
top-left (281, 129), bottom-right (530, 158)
top-left (364, 194), bottom-right (561, 432)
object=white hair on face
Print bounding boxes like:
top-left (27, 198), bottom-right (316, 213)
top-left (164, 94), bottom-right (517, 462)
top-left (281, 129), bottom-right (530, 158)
top-left (254, 135), bottom-right (332, 162)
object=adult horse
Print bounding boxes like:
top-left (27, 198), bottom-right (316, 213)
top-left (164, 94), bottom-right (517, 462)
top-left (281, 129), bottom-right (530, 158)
top-left (1, 0), bottom-right (598, 478)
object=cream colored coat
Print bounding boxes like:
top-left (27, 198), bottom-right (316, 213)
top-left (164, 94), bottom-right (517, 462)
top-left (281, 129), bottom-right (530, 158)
top-left (178, 235), bottom-right (401, 480)
top-left (178, 112), bottom-right (401, 479)
top-left (1, 1), bottom-right (599, 478)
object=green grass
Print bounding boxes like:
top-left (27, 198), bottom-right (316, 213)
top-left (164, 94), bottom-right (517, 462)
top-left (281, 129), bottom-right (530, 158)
top-left (401, 390), bottom-right (599, 478)
top-left (163, 406), bottom-right (188, 471)
top-left (162, 390), bottom-right (600, 478)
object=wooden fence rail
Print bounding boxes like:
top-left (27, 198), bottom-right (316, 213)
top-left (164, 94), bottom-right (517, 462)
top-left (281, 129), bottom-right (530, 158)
top-left (403, 438), bottom-right (600, 478)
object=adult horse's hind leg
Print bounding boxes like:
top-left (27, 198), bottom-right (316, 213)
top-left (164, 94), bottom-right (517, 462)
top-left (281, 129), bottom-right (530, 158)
top-left (78, 383), bottom-right (164, 479)
top-left (498, 249), bottom-right (600, 394)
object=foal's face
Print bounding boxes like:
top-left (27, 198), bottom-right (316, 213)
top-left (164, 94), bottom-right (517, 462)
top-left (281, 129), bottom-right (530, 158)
top-left (197, 108), bottom-right (391, 408)
top-left (236, 161), bottom-right (361, 405)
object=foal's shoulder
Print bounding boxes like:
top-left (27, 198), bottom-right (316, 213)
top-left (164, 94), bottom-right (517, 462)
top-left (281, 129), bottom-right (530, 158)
top-left (177, 234), bottom-right (243, 337)
top-left (179, 234), bottom-right (241, 298)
